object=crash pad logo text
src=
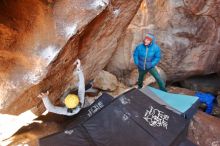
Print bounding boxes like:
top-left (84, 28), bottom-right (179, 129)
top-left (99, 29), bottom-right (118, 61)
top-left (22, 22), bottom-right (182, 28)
top-left (87, 101), bottom-right (104, 117)
top-left (143, 106), bottom-right (169, 130)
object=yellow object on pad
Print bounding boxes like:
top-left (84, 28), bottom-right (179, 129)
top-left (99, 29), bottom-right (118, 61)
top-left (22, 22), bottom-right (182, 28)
top-left (64, 94), bottom-right (79, 108)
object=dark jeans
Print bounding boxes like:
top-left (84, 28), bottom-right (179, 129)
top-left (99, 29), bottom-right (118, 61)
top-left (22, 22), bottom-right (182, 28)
top-left (138, 67), bottom-right (167, 92)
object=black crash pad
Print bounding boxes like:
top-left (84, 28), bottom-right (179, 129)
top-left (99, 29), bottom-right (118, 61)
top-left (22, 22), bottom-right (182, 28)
top-left (179, 139), bottom-right (197, 146)
top-left (39, 93), bottom-right (113, 146)
top-left (40, 89), bottom-right (191, 146)
top-left (112, 89), bottom-right (188, 146)
top-left (65, 93), bottom-right (113, 129)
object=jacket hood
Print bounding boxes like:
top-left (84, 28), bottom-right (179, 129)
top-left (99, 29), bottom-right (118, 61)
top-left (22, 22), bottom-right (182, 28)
top-left (145, 33), bottom-right (156, 46)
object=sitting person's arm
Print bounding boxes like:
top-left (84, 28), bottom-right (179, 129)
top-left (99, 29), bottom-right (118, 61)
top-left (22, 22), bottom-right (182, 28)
top-left (38, 91), bottom-right (80, 116)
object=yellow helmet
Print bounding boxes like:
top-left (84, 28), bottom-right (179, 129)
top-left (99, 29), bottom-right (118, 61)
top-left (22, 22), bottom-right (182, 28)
top-left (64, 94), bottom-right (79, 108)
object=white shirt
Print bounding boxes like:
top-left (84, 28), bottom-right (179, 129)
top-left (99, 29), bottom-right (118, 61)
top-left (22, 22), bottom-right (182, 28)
top-left (42, 68), bottom-right (85, 116)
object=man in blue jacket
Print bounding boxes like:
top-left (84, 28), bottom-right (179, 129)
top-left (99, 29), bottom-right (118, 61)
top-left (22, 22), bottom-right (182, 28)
top-left (133, 33), bottom-right (167, 91)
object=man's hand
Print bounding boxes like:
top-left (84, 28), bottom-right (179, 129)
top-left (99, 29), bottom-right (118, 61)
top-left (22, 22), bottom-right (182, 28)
top-left (73, 59), bottom-right (81, 70)
top-left (37, 91), bottom-right (49, 99)
top-left (146, 62), bottom-right (153, 69)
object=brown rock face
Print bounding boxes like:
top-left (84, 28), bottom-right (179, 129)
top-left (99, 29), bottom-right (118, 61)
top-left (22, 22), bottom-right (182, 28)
top-left (180, 74), bottom-right (220, 94)
top-left (93, 70), bottom-right (118, 91)
top-left (217, 94), bottom-right (220, 107)
top-left (2, 121), bottom-right (62, 146)
top-left (167, 86), bottom-right (196, 96)
top-left (106, 0), bottom-right (220, 81)
top-left (0, 0), bottom-right (142, 115)
top-left (188, 111), bottom-right (220, 146)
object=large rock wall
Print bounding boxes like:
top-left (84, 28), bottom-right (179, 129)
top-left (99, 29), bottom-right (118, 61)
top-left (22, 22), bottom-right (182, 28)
top-left (0, 0), bottom-right (142, 115)
top-left (106, 0), bottom-right (220, 81)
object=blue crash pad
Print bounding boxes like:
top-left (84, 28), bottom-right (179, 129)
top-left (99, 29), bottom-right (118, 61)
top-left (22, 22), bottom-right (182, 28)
top-left (148, 86), bottom-right (199, 113)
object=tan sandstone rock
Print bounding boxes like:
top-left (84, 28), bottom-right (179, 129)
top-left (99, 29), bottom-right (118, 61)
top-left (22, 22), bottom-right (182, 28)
top-left (188, 111), bottom-right (220, 146)
top-left (0, 0), bottom-right (142, 115)
top-left (93, 70), bottom-right (118, 91)
top-left (107, 0), bottom-right (220, 81)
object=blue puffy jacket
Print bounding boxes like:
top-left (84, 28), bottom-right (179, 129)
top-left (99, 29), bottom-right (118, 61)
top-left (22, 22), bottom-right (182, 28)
top-left (133, 34), bottom-right (161, 70)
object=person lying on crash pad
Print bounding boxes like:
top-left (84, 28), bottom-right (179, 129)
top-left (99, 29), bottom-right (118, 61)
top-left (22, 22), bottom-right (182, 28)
top-left (37, 59), bottom-right (85, 116)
